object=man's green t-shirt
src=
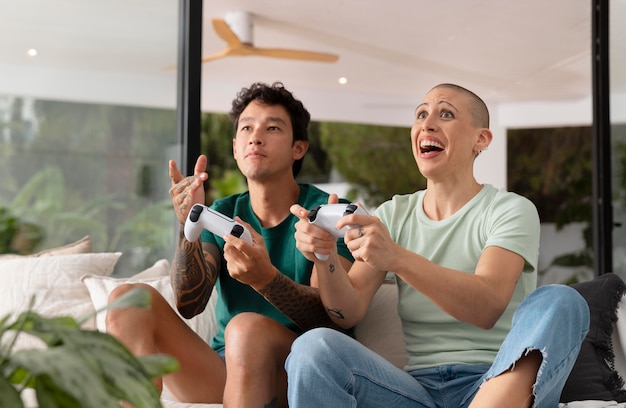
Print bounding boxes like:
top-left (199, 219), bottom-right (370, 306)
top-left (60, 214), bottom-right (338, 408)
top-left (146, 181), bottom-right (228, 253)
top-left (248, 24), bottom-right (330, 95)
top-left (200, 184), bottom-right (353, 352)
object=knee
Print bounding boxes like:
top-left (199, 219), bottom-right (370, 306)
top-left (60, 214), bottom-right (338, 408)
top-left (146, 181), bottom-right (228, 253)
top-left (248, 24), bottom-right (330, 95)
top-left (105, 283), bottom-right (160, 333)
top-left (108, 282), bottom-right (159, 303)
top-left (287, 328), bottom-right (340, 371)
top-left (225, 312), bottom-right (296, 370)
top-left (522, 285), bottom-right (590, 338)
top-left (536, 285), bottom-right (589, 321)
top-left (225, 312), bottom-right (269, 347)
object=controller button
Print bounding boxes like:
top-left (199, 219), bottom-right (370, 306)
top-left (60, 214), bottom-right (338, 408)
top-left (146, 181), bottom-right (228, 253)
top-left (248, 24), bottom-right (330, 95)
top-left (189, 205), bottom-right (203, 222)
top-left (308, 205), bottom-right (322, 222)
top-left (231, 224), bottom-right (244, 238)
top-left (344, 204), bottom-right (358, 215)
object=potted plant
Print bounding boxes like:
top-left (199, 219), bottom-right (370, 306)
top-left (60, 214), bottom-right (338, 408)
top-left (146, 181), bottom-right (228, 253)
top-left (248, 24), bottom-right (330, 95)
top-left (0, 287), bottom-right (178, 407)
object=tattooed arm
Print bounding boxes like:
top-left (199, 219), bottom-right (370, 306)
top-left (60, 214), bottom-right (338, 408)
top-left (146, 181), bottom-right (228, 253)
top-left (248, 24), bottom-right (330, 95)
top-left (257, 256), bottom-right (354, 332)
top-left (170, 226), bottom-right (221, 319)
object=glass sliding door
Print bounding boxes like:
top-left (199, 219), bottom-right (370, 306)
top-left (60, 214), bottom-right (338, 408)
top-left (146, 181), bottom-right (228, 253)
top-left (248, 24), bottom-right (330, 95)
top-left (0, 2), bottom-right (179, 276)
top-left (611, 0), bottom-right (626, 280)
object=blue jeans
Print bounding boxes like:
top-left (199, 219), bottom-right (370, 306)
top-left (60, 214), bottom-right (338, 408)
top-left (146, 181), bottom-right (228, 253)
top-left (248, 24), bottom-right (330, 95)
top-left (286, 284), bottom-right (590, 408)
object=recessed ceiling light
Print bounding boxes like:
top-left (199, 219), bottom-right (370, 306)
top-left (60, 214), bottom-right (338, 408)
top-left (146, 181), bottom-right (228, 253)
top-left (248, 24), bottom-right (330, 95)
top-left (26, 48), bottom-right (38, 57)
top-left (338, 77), bottom-right (348, 85)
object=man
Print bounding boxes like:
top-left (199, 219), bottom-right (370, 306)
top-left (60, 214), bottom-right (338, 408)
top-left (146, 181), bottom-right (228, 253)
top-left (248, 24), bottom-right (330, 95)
top-left (106, 82), bottom-right (353, 407)
top-left (287, 83), bottom-right (590, 407)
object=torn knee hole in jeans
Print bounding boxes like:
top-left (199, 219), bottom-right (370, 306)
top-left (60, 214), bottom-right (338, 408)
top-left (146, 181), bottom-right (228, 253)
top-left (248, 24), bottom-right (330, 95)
top-left (482, 347), bottom-right (546, 391)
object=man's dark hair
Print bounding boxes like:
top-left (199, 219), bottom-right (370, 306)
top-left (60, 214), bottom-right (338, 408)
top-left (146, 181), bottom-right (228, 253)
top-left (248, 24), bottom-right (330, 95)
top-left (229, 82), bottom-right (311, 177)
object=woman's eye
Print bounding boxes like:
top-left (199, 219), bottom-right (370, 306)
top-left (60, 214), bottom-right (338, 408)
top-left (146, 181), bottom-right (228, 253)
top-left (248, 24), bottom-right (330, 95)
top-left (441, 110), bottom-right (454, 119)
top-left (416, 111), bottom-right (427, 119)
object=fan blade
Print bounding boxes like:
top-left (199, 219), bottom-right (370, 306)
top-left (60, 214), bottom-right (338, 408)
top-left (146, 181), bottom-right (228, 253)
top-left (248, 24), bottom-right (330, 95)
top-left (252, 47), bottom-right (339, 63)
top-left (212, 18), bottom-right (243, 47)
top-left (201, 47), bottom-right (233, 62)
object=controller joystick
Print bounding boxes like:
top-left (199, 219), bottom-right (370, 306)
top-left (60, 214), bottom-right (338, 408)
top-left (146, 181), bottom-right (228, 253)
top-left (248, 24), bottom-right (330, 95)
top-left (307, 203), bottom-right (368, 260)
top-left (184, 204), bottom-right (253, 245)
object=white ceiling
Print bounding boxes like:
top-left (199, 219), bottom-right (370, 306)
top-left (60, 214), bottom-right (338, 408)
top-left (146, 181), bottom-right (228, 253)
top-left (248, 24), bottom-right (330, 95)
top-left (0, 0), bottom-right (623, 127)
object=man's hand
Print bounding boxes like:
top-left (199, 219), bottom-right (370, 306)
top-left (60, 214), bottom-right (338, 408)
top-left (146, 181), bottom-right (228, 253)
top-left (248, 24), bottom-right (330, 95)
top-left (169, 155), bottom-right (208, 225)
top-left (222, 218), bottom-right (277, 290)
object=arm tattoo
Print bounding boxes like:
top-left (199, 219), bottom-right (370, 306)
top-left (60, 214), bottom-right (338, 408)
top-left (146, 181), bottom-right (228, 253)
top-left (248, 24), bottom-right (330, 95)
top-left (171, 227), bottom-right (220, 319)
top-left (258, 272), bottom-right (338, 331)
top-left (325, 263), bottom-right (345, 319)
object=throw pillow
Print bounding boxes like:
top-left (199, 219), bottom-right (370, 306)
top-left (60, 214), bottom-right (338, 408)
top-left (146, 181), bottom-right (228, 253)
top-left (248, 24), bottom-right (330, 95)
top-left (81, 260), bottom-right (217, 344)
top-left (354, 282), bottom-right (408, 369)
top-left (0, 252), bottom-right (121, 351)
top-left (560, 273), bottom-right (626, 403)
top-left (0, 235), bottom-right (92, 259)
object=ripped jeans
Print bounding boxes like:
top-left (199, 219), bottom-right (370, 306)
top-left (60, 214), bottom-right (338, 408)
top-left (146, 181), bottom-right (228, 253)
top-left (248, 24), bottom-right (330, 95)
top-left (286, 284), bottom-right (590, 408)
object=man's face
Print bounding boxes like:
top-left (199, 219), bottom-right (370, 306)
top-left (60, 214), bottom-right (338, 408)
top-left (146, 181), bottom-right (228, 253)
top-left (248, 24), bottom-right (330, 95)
top-left (232, 100), bottom-right (307, 182)
top-left (410, 87), bottom-right (485, 180)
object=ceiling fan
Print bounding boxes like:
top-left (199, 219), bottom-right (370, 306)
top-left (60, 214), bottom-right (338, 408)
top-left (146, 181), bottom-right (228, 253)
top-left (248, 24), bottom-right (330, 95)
top-left (203, 11), bottom-right (339, 63)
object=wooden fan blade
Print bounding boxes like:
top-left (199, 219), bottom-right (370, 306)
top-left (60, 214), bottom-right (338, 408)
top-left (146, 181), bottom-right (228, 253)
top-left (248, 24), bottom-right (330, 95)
top-left (212, 18), bottom-right (242, 46)
top-left (201, 47), bottom-right (233, 62)
top-left (252, 47), bottom-right (339, 63)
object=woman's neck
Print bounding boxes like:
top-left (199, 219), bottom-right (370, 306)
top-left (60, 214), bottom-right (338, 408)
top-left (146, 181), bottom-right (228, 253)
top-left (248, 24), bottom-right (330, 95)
top-left (422, 179), bottom-right (482, 221)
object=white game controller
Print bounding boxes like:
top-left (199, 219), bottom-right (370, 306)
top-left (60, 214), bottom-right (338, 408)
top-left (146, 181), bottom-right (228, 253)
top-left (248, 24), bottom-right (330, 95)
top-left (307, 203), bottom-right (368, 260)
top-left (184, 204), bottom-right (253, 245)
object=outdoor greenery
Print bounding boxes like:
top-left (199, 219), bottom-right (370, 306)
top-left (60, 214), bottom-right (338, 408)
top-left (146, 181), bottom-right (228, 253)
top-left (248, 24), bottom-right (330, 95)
top-left (3, 94), bottom-right (626, 280)
top-left (507, 126), bottom-right (594, 281)
top-left (319, 122), bottom-right (426, 207)
top-left (0, 287), bottom-right (178, 407)
top-left (0, 96), bottom-right (178, 272)
top-left (199, 113), bottom-right (425, 208)
top-left (0, 208), bottom-right (43, 255)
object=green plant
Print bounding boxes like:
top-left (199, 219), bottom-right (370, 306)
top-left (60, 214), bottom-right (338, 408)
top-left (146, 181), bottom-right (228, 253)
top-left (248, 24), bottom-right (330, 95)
top-left (2, 167), bottom-right (117, 253)
top-left (0, 288), bottom-right (179, 407)
top-left (319, 122), bottom-right (426, 207)
top-left (0, 208), bottom-right (21, 254)
top-left (0, 208), bottom-right (44, 255)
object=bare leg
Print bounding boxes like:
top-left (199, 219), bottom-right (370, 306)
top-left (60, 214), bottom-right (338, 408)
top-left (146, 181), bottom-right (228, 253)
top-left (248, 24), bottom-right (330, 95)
top-left (106, 283), bottom-right (227, 403)
top-left (223, 312), bottom-right (297, 408)
top-left (469, 350), bottom-right (542, 408)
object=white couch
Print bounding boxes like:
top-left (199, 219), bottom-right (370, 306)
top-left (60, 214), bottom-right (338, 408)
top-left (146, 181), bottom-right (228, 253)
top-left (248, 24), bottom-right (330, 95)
top-left (0, 237), bottom-right (405, 408)
top-left (1, 236), bottom-right (625, 407)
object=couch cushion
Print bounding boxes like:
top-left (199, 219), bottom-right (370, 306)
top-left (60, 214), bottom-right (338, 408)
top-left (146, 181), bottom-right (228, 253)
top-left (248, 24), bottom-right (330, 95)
top-left (560, 273), bottom-right (626, 403)
top-left (354, 281), bottom-right (407, 369)
top-left (0, 251), bottom-right (121, 356)
top-left (0, 235), bottom-right (92, 259)
top-left (81, 260), bottom-right (217, 344)
top-left (0, 251), bottom-right (120, 321)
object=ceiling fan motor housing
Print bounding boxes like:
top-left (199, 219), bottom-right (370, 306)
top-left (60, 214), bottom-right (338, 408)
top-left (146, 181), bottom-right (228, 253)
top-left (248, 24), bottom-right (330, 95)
top-left (225, 11), bottom-right (253, 45)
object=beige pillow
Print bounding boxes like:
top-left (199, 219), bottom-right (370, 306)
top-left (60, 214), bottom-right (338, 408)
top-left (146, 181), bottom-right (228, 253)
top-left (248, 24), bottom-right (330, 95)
top-left (0, 235), bottom-right (92, 259)
top-left (0, 252), bottom-right (120, 324)
top-left (82, 259), bottom-right (217, 344)
top-left (354, 282), bottom-right (408, 369)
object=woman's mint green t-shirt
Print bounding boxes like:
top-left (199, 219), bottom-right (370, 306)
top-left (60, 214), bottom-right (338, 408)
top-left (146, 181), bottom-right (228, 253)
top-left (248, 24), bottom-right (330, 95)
top-left (375, 184), bottom-right (540, 371)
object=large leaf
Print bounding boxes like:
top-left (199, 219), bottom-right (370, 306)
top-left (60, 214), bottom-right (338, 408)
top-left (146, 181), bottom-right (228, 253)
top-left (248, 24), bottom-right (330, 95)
top-left (7, 330), bottom-right (177, 407)
top-left (0, 374), bottom-right (23, 407)
top-left (138, 354), bottom-right (180, 379)
top-left (9, 347), bottom-right (122, 408)
top-left (33, 374), bottom-right (82, 408)
top-left (3, 288), bottom-right (178, 407)
top-left (10, 312), bottom-right (78, 347)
